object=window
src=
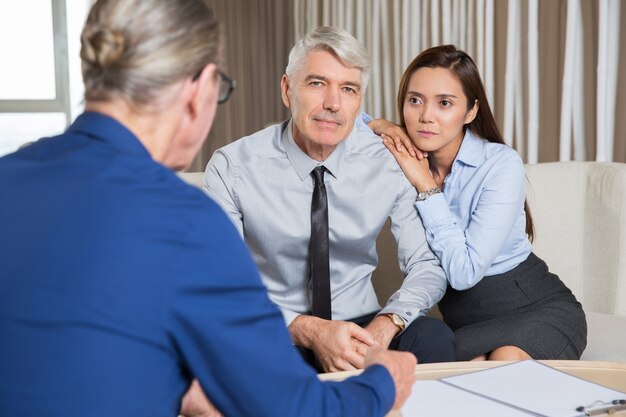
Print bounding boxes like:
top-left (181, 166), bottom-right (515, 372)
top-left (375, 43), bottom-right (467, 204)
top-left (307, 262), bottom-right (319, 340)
top-left (0, 0), bottom-right (90, 157)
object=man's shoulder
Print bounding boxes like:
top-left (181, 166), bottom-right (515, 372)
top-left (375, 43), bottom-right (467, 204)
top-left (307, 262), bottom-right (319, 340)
top-left (345, 124), bottom-right (408, 175)
top-left (213, 121), bottom-right (287, 165)
top-left (340, 125), bottom-right (415, 199)
top-left (345, 124), bottom-right (396, 159)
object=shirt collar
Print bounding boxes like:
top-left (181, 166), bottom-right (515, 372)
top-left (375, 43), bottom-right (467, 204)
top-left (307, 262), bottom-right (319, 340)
top-left (67, 111), bottom-right (151, 157)
top-left (282, 119), bottom-right (347, 181)
top-left (453, 129), bottom-right (486, 168)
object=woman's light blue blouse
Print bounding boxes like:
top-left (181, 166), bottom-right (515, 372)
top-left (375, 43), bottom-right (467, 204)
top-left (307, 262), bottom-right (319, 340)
top-left (415, 130), bottom-right (532, 290)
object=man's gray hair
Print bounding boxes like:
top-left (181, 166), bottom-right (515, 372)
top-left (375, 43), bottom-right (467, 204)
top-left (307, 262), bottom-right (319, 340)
top-left (285, 26), bottom-right (370, 91)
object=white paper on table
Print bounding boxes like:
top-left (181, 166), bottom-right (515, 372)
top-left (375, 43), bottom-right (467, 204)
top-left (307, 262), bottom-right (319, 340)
top-left (401, 379), bottom-right (536, 416)
top-left (442, 360), bottom-right (626, 417)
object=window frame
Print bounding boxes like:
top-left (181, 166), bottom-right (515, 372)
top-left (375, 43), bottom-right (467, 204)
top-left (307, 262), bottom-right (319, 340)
top-left (0, 0), bottom-right (70, 122)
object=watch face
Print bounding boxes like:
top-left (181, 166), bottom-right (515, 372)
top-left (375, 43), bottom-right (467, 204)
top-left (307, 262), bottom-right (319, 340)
top-left (391, 314), bottom-right (405, 329)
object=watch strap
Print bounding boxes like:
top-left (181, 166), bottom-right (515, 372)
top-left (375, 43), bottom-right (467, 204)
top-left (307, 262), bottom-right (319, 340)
top-left (416, 187), bottom-right (442, 202)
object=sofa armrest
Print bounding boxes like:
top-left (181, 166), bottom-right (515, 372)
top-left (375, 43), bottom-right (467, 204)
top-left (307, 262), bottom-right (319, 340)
top-left (525, 162), bottom-right (626, 316)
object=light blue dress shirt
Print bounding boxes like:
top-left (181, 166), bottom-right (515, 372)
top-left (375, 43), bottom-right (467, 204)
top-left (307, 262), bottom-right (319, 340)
top-left (415, 130), bottom-right (533, 290)
top-left (204, 120), bottom-right (447, 327)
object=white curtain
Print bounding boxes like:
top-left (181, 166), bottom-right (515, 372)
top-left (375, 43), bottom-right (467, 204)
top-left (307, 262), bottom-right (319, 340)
top-left (293, 0), bottom-right (623, 163)
top-left (596, 0), bottom-right (621, 162)
top-left (294, 0), bottom-right (495, 124)
top-left (559, 0), bottom-right (585, 161)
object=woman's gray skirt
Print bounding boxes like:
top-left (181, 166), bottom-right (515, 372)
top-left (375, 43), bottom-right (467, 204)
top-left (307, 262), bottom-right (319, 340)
top-left (438, 252), bottom-right (587, 361)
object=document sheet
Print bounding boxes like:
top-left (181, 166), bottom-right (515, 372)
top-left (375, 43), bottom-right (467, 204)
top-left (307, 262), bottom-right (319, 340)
top-left (401, 360), bottom-right (626, 417)
top-left (402, 380), bottom-right (535, 416)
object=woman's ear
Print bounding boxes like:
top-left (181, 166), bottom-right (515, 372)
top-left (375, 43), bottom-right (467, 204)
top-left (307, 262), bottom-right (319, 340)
top-left (465, 99), bottom-right (479, 124)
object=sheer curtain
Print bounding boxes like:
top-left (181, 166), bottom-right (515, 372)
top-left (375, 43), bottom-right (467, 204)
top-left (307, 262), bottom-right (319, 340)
top-left (293, 0), bottom-right (625, 163)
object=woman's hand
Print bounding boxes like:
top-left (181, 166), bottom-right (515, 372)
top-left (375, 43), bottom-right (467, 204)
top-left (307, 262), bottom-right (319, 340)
top-left (367, 118), bottom-right (425, 159)
top-left (381, 135), bottom-right (436, 192)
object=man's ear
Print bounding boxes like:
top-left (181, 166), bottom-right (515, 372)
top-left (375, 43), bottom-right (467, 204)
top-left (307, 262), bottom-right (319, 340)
top-left (280, 74), bottom-right (291, 109)
top-left (465, 99), bottom-right (479, 124)
top-left (189, 63), bottom-right (218, 119)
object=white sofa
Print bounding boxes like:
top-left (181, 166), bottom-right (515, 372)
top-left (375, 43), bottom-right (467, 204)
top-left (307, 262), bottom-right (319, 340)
top-left (524, 162), bottom-right (626, 361)
top-left (179, 161), bottom-right (626, 362)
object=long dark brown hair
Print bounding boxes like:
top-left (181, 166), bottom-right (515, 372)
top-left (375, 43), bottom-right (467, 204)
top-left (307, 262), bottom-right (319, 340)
top-left (397, 45), bottom-right (534, 241)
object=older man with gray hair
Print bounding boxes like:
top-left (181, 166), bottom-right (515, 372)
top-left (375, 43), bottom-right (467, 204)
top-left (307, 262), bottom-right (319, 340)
top-left (205, 26), bottom-right (455, 373)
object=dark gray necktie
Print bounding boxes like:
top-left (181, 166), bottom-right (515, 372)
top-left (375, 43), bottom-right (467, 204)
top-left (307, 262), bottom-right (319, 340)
top-left (309, 166), bottom-right (331, 320)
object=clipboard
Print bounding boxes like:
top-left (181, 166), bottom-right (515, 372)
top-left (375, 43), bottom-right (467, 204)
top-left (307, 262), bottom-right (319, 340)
top-left (402, 360), bottom-right (626, 417)
top-left (575, 399), bottom-right (626, 416)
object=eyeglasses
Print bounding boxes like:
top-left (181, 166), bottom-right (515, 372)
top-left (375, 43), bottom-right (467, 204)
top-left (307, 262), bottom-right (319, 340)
top-left (191, 68), bottom-right (236, 104)
top-left (217, 70), bottom-right (236, 104)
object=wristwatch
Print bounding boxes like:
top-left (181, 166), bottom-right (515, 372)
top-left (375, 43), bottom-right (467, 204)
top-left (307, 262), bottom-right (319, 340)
top-left (416, 187), bottom-right (442, 202)
top-left (381, 313), bottom-right (406, 332)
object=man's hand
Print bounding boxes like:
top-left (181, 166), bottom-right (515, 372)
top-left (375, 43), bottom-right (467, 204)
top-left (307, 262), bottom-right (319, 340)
top-left (179, 379), bottom-right (223, 417)
top-left (365, 348), bottom-right (417, 410)
top-left (365, 315), bottom-right (401, 349)
top-left (289, 315), bottom-right (379, 372)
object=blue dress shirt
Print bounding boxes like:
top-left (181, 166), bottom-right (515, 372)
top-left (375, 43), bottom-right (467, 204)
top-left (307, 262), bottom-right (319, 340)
top-left (0, 112), bottom-right (394, 417)
top-left (205, 120), bottom-right (447, 327)
top-left (415, 130), bottom-right (533, 290)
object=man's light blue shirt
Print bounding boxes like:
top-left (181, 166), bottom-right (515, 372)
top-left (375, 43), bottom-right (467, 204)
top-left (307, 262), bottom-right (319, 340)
top-left (415, 130), bottom-right (532, 290)
top-left (204, 120), bottom-right (447, 327)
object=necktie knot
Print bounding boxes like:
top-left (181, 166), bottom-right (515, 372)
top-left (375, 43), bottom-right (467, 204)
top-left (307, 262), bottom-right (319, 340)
top-left (312, 166), bottom-right (325, 185)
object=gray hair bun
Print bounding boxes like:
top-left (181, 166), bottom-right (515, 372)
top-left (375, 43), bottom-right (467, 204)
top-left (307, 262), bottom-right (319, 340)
top-left (80, 25), bottom-right (125, 68)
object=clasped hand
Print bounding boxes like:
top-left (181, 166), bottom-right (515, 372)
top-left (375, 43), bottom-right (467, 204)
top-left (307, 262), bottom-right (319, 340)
top-left (300, 315), bottom-right (417, 410)
top-left (308, 319), bottom-right (379, 372)
top-left (290, 315), bottom-right (401, 373)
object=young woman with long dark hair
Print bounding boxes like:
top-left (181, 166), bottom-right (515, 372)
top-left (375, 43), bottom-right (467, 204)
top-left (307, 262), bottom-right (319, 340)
top-left (370, 45), bottom-right (587, 361)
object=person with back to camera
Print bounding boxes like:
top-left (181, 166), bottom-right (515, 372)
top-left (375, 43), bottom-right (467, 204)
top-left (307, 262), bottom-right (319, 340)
top-left (0, 1), bottom-right (417, 416)
top-left (367, 45), bottom-right (587, 361)
top-left (204, 27), bottom-right (456, 374)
